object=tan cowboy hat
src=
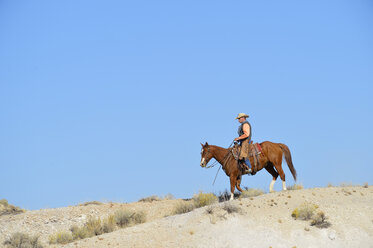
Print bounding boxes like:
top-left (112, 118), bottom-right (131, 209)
top-left (235, 113), bottom-right (249, 119)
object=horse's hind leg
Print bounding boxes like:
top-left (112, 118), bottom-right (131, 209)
top-left (274, 164), bottom-right (287, 191)
top-left (265, 164), bottom-right (279, 193)
top-left (236, 175), bottom-right (244, 192)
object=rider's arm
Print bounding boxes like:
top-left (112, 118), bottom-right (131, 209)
top-left (235, 123), bottom-right (250, 141)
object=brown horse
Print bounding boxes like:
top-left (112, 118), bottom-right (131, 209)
top-left (200, 141), bottom-right (297, 200)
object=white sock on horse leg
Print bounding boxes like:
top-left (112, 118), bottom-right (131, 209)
top-left (230, 193), bottom-right (234, 201)
top-left (282, 181), bottom-right (287, 191)
top-left (269, 179), bottom-right (275, 192)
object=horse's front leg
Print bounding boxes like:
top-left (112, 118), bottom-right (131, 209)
top-left (236, 175), bottom-right (244, 192)
top-left (229, 176), bottom-right (237, 201)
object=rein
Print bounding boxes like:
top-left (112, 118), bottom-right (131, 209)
top-left (203, 141), bottom-right (235, 185)
top-left (204, 141), bottom-right (234, 168)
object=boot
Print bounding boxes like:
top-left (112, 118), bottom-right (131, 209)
top-left (243, 159), bottom-right (252, 174)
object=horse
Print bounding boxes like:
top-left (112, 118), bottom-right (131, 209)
top-left (200, 141), bottom-right (297, 200)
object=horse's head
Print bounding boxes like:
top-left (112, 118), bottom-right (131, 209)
top-left (200, 142), bottom-right (213, 167)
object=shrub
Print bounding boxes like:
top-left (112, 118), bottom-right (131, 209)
top-left (222, 202), bottom-right (241, 214)
top-left (0, 199), bottom-right (8, 206)
top-left (217, 190), bottom-right (243, 202)
top-left (340, 182), bottom-right (355, 187)
top-left (163, 193), bottom-right (175, 200)
top-left (132, 211), bottom-right (146, 224)
top-left (4, 232), bottom-right (43, 248)
top-left (70, 225), bottom-right (90, 240)
top-left (310, 211), bottom-right (331, 228)
top-left (205, 206), bottom-right (214, 214)
top-left (79, 201), bottom-right (103, 206)
top-left (138, 195), bottom-right (160, 202)
top-left (173, 201), bottom-right (196, 215)
top-left (114, 209), bottom-right (133, 227)
top-left (287, 184), bottom-right (304, 190)
top-left (102, 215), bottom-right (116, 233)
top-left (0, 199), bottom-right (25, 216)
top-left (86, 217), bottom-right (104, 236)
top-left (363, 182), bottom-right (369, 188)
top-left (217, 190), bottom-right (231, 202)
top-left (49, 231), bottom-right (73, 244)
top-left (114, 209), bottom-right (147, 227)
top-left (193, 192), bottom-right (217, 208)
top-left (239, 188), bottom-right (264, 198)
top-left (69, 215), bottom-right (117, 241)
top-left (291, 202), bottom-right (319, 220)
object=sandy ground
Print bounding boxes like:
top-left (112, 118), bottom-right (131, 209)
top-left (2, 186), bottom-right (373, 248)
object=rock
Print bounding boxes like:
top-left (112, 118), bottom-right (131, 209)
top-left (328, 231), bottom-right (336, 240)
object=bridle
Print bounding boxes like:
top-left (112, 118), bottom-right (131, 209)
top-left (201, 141), bottom-right (235, 168)
top-left (202, 147), bottom-right (217, 168)
top-left (201, 141), bottom-right (235, 185)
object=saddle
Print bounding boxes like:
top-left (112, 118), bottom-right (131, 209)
top-left (232, 141), bottom-right (262, 174)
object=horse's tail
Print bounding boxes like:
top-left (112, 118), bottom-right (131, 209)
top-left (279, 143), bottom-right (297, 181)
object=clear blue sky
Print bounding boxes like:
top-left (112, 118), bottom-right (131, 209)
top-left (1, 1), bottom-right (372, 210)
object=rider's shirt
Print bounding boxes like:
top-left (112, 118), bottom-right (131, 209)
top-left (237, 120), bottom-right (252, 142)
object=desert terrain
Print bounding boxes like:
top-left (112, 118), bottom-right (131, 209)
top-left (1, 185), bottom-right (373, 248)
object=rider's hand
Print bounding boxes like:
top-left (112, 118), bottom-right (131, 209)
top-left (234, 137), bottom-right (239, 141)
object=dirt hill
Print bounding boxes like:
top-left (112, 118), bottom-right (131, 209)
top-left (1, 186), bottom-right (373, 248)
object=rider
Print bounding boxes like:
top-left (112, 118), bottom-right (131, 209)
top-left (234, 113), bottom-right (252, 174)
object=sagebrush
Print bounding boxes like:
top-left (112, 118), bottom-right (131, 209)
top-left (50, 212), bottom-right (142, 244)
top-left (79, 201), bottom-right (103, 206)
top-left (291, 202), bottom-right (319, 220)
top-left (114, 209), bottom-right (146, 227)
top-left (291, 202), bottom-right (331, 228)
top-left (239, 188), bottom-right (264, 198)
top-left (49, 231), bottom-right (73, 244)
top-left (193, 192), bottom-right (217, 207)
top-left (222, 202), bottom-right (241, 214)
top-left (287, 184), bottom-right (304, 190)
top-left (310, 211), bottom-right (331, 228)
top-left (4, 232), bottom-right (43, 248)
top-left (138, 195), bottom-right (160, 202)
top-left (173, 201), bottom-right (196, 214)
top-left (0, 199), bottom-right (25, 216)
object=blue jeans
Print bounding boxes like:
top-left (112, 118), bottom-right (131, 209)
top-left (245, 159), bottom-right (251, 169)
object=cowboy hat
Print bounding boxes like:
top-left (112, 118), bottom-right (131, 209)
top-left (235, 113), bottom-right (249, 119)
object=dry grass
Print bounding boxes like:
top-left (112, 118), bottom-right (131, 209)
top-left (51, 212), bottom-right (140, 245)
top-left (70, 225), bottom-right (90, 240)
top-left (78, 201), bottom-right (103, 206)
top-left (114, 209), bottom-right (146, 227)
top-left (221, 202), bottom-right (241, 214)
top-left (173, 201), bottom-right (196, 215)
top-left (239, 188), bottom-right (265, 198)
top-left (4, 232), bottom-right (43, 248)
top-left (49, 231), bottom-right (73, 244)
top-left (340, 182), bottom-right (357, 187)
top-left (0, 199), bottom-right (25, 216)
top-left (291, 202), bottom-right (319, 220)
top-left (86, 217), bottom-right (105, 236)
top-left (292, 202), bottom-right (331, 228)
top-left (287, 184), bottom-right (304, 190)
top-left (205, 206), bottom-right (214, 214)
top-left (310, 211), bottom-right (331, 228)
top-left (138, 195), bottom-right (161, 202)
top-left (102, 215), bottom-right (117, 233)
top-left (193, 192), bottom-right (217, 208)
top-left (163, 193), bottom-right (175, 200)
